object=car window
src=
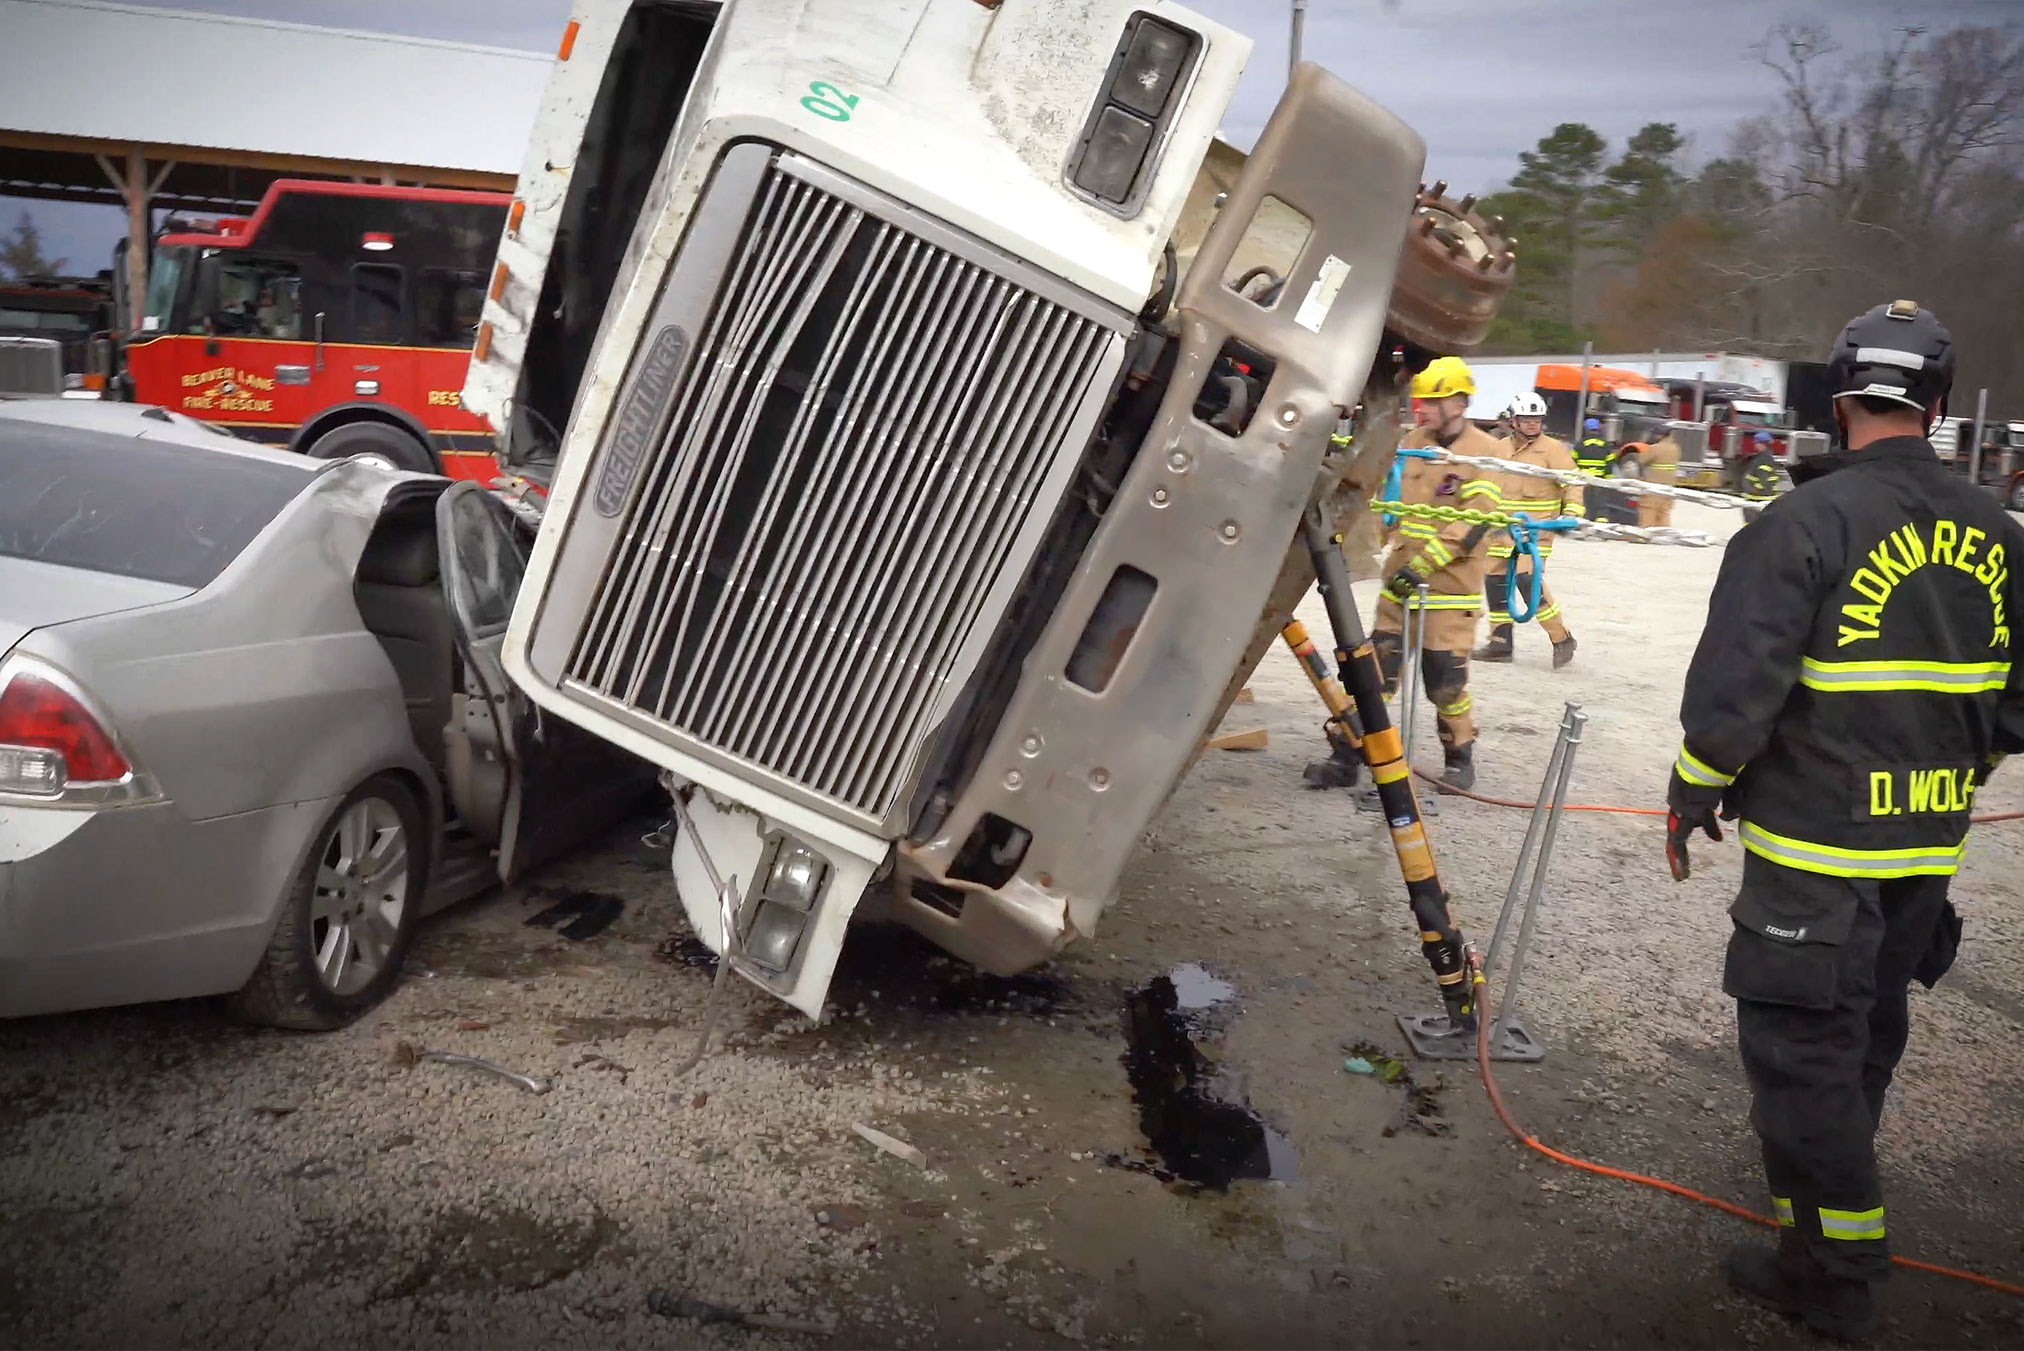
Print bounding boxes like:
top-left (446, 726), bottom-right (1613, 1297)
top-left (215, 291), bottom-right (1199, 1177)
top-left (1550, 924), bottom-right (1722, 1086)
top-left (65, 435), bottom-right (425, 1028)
top-left (445, 488), bottom-right (526, 632)
top-left (0, 426), bottom-right (310, 588)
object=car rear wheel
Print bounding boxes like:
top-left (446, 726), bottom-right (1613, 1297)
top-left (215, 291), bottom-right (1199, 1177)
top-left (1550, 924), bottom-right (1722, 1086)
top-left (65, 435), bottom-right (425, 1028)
top-left (229, 774), bottom-right (427, 1030)
top-left (2007, 475), bottom-right (2024, 512)
top-left (305, 421), bottom-right (435, 473)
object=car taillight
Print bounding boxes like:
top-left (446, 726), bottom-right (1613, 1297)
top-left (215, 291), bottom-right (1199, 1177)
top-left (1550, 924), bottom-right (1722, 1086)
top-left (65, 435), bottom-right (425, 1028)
top-left (0, 671), bottom-right (131, 793)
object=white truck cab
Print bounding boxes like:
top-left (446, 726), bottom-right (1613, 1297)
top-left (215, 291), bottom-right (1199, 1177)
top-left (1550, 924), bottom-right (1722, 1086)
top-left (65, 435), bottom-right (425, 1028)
top-left (465, 0), bottom-right (1429, 1016)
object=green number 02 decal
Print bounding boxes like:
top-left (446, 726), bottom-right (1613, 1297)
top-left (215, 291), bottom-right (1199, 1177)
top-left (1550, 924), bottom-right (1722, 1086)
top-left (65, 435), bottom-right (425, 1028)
top-left (800, 81), bottom-right (859, 122)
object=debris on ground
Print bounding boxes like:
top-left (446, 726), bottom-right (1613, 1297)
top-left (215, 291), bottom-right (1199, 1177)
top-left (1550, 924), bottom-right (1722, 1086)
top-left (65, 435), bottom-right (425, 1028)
top-left (523, 888), bottom-right (626, 940)
top-left (1343, 1039), bottom-right (1450, 1137)
top-left (852, 1122), bottom-right (927, 1168)
top-left (399, 1044), bottom-right (552, 1095)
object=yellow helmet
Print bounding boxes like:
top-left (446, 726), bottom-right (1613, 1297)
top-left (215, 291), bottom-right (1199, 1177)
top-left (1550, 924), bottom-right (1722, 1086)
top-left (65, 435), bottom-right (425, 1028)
top-left (1410, 355), bottom-right (1475, 400)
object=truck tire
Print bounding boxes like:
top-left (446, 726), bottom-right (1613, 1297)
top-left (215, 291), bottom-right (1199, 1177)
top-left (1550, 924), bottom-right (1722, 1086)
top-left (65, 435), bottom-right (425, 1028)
top-left (228, 775), bottom-right (427, 1031)
top-left (1385, 184), bottom-right (1513, 355)
top-left (305, 421), bottom-right (434, 473)
top-left (2007, 475), bottom-right (2024, 513)
top-left (1740, 453), bottom-right (1780, 502)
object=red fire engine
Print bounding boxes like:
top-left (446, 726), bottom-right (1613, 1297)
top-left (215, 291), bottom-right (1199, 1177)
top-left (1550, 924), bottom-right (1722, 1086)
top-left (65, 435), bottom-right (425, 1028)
top-left (123, 179), bottom-right (509, 481)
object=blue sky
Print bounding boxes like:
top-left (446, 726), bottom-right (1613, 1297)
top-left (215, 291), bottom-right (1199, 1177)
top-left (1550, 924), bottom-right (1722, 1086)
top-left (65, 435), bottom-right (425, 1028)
top-left (8, 0), bottom-right (1997, 275)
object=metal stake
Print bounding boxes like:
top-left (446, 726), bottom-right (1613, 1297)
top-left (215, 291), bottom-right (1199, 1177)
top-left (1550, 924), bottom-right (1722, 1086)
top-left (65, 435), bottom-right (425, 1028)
top-left (1399, 701), bottom-right (1585, 1062)
top-left (1398, 584), bottom-right (1437, 815)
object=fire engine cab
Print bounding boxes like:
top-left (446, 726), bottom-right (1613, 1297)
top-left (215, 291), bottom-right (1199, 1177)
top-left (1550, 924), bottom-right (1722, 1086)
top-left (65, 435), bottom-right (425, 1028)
top-left (123, 179), bottom-right (508, 480)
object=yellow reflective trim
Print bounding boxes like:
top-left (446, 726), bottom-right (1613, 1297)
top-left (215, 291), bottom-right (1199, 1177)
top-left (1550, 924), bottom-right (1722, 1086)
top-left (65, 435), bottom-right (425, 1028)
top-left (1800, 656), bottom-right (2010, 694)
top-left (1772, 1197), bottom-right (1795, 1228)
top-left (1488, 543), bottom-right (1516, 559)
top-left (1674, 744), bottom-right (1735, 788)
top-left (1740, 821), bottom-right (1964, 879)
top-left (1422, 539), bottom-right (1455, 567)
top-left (1818, 1205), bottom-right (1886, 1241)
top-left (1535, 603), bottom-right (1561, 622)
top-left (1402, 594), bottom-right (1481, 611)
top-left (1438, 695), bottom-right (1473, 716)
top-left (1458, 480), bottom-right (1501, 501)
top-left (1487, 610), bottom-right (1511, 624)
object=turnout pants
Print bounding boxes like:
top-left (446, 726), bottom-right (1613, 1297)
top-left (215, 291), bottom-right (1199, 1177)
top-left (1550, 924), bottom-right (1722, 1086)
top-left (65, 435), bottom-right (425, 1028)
top-left (1371, 596), bottom-right (1476, 749)
top-left (1724, 851), bottom-right (1962, 1283)
top-left (1483, 556), bottom-right (1570, 643)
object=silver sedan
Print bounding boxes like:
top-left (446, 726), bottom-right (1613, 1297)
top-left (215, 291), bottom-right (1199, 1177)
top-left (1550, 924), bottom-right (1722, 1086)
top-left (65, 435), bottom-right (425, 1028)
top-left (0, 404), bottom-right (647, 1027)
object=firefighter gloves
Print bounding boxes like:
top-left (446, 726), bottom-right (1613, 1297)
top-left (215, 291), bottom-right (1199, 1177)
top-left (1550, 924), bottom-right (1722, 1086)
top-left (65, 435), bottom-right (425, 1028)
top-left (1665, 772), bottom-right (1728, 881)
top-left (1383, 552), bottom-right (1437, 602)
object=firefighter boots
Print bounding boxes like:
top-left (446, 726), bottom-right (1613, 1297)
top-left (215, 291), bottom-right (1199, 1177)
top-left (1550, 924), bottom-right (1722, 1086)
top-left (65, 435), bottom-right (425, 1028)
top-left (1439, 743), bottom-right (1476, 792)
top-left (1722, 1243), bottom-right (1875, 1344)
top-left (1552, 634), bottom-right (1578, 669)
top-left (1302, 741), bottom-right (1362, 790)
top-left (1472, 624), bottom-right (1514, 662)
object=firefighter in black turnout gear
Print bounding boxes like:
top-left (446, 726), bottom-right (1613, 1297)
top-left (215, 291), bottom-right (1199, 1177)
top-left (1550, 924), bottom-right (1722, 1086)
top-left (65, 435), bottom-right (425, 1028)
top-left (1668, 301), bottom-right (2024, 1341)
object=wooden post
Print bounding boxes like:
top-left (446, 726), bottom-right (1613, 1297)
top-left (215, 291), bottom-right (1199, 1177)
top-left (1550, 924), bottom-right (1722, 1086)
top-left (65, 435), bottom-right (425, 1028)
top-left (125, 146), bottom-right (148, 335)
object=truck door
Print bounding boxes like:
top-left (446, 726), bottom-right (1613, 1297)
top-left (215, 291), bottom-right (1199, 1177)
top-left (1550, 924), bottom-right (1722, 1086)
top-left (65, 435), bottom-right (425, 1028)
top-left (342, 259), bottom-right (415, 423)
top-left (178, 251), bottom-right (321, 438)
top-left (436, 482), bottom-right (653, 881)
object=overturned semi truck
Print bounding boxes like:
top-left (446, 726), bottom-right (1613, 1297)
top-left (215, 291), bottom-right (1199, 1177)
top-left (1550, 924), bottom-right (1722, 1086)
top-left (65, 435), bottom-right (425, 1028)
top-left (462, 0), bottom-right (1512, 1017)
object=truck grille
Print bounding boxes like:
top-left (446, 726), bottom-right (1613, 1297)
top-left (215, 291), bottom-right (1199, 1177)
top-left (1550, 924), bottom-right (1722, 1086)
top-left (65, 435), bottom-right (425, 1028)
top-left (565, 158), bottom-right (1123, 821)
top-left (0, 337), bottom-right (63, 397)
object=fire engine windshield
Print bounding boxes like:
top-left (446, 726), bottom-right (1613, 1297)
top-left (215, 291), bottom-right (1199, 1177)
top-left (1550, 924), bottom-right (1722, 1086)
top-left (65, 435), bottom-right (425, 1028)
top-left (142, 247), bottom-right (187, 335)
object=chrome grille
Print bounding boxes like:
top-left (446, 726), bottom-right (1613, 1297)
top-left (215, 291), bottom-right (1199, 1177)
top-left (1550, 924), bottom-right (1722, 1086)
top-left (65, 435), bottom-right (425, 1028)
top-left (566, 158), bottom-right (1123, 821)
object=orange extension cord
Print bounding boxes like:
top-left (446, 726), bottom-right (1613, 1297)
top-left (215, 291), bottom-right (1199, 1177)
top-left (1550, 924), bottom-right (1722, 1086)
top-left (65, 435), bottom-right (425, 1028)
top-left (1467, 959), bottom-right (2024, 1298)
top-left (1410, 765), bottom-right (2024, 825)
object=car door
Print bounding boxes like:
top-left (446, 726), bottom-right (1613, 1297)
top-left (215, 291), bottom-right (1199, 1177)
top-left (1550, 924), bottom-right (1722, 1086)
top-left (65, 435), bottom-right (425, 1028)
top-left (435, 481), bottom-right (653, 881)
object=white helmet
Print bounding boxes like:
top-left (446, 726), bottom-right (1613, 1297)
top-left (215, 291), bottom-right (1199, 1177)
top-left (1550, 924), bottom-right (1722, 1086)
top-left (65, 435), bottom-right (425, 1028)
top-left (1509, 391), bottom-right (1548, 419)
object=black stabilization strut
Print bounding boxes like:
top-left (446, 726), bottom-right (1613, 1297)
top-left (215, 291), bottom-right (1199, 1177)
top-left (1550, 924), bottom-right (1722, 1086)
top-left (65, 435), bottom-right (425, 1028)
top-left (1301, 504), bottom-right (1477, 1028)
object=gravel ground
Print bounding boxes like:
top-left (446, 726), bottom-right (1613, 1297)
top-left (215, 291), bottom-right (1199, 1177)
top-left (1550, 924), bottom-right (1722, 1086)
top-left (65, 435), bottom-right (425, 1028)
top-left (5, 499), bottom-right (2024, 1348)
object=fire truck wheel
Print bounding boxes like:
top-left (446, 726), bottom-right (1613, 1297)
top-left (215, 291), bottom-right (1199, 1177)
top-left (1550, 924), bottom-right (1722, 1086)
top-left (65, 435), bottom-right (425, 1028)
top-left (306, 421), bottom-right (435, 474)
top-left (2006, 475), bottom-right (2024, 513)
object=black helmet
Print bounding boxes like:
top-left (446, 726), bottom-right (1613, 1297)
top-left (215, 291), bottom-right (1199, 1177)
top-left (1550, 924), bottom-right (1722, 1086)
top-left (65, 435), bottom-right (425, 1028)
top-left (1825, 299), bottom-right (1954, 418)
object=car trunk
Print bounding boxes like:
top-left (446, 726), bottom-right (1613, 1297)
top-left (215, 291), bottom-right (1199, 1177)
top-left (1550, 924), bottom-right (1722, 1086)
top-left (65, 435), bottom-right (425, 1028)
top-left (0, 558), bottom-right (192, 660)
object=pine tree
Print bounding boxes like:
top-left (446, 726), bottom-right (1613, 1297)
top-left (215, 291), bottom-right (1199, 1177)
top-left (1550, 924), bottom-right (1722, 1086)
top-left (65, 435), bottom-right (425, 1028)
top-left (0, 212), bottom-right (66, 280)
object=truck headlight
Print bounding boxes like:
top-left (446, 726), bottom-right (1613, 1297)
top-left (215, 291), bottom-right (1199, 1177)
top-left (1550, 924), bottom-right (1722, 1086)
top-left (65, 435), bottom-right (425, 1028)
top-left (1066, 13), bottom-right (1202, 216)
top-left (744, 839), bottom-right (832, 974)
top-left (764, 841), bottom-right (828, 912)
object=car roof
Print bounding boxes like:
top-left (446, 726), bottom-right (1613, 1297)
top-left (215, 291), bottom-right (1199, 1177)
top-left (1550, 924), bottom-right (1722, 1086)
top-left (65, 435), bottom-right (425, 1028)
top-left (0, 399), bottom-right (317, 468)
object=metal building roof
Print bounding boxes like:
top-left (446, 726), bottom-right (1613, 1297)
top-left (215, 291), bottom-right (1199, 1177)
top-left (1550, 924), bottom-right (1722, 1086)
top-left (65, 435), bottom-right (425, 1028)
top-left (0, 0), bottom-right (551, 175)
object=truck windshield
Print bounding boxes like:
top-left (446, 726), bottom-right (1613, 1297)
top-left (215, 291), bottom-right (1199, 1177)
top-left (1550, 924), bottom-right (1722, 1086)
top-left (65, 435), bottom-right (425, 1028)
top-left (142, 247), bottom-right (187, 335)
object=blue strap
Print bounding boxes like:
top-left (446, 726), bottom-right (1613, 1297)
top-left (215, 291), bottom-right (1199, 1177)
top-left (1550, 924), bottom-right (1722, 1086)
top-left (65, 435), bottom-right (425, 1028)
top-left (1502, 514), bottom-right (1582, 624)
top-left (1380, 447), bottom-right (1442, 531)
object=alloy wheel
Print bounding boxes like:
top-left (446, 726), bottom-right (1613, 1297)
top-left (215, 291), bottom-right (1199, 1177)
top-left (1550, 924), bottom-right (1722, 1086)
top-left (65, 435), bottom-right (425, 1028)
top-left (308, 796), bottom-right (410, 996)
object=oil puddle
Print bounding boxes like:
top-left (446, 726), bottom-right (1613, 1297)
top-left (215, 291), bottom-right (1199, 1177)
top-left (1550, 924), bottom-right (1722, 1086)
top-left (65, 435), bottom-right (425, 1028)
top-left (1120, 963), bottom-right (1297, 1190)
top-left (524, 889), bottom-right (626, 940)
top-left (1343, 1039), bottom-right (1451, 1136)
top-left (831, 924), bottom-right (1083, 1019)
